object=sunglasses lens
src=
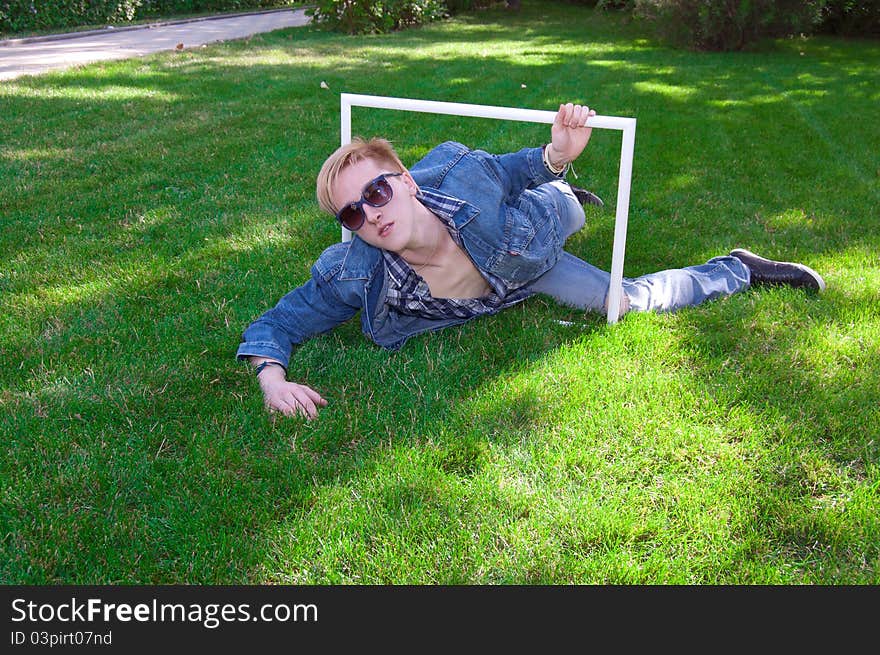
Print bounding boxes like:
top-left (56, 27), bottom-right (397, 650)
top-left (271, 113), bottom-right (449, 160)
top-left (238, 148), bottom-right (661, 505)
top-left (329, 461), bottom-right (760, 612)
top-left (363, 178), bottom-right (393, 206)
top-left (336, 175), bottom-right (398, 231)
top-left (338, 205), bottom-right (364, 231)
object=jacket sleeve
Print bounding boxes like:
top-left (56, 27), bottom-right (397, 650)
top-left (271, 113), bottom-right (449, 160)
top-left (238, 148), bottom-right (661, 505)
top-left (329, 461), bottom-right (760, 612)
top-left (235, 257), bottom-right (361, 369)
top-left (475, 145), bottom-right (562, 201)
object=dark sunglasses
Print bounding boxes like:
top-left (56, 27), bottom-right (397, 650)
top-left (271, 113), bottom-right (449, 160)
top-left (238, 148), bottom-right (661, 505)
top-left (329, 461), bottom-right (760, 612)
top-left (335, 172), bottom-right (403, 231)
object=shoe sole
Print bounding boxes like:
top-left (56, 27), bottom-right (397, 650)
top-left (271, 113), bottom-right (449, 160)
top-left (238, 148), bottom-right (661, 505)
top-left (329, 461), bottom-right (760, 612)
top-left (570, 186), bottom-right (605, 208)
top-left (730, 248), bottom-right (826, 293)
top-left (580, 192), bottom-right (604, 208)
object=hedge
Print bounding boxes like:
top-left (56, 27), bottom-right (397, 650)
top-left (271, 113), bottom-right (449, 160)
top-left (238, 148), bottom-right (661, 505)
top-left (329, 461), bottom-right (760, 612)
top-left (820, 0), bottom-right (880, 36)
top-left (1, 1), bottom-right (298, 35)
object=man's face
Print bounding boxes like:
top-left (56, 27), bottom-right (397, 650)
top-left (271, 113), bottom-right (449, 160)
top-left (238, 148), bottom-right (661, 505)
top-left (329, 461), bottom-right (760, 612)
top-left (330, 157), bottom-right (418, 252)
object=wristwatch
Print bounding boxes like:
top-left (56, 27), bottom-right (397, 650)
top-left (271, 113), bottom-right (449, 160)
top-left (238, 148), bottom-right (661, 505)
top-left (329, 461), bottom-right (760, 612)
top-left (255, 360), bottom-right (286, 377)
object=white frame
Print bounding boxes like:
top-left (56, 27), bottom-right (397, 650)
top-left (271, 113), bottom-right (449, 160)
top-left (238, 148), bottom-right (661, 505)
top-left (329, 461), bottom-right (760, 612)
top-left (339, 93), bottom-right (636, 324)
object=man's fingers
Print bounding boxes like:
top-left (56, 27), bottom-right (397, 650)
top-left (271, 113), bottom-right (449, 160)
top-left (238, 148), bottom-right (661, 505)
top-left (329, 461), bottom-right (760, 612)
top-left (570, 105), bottom-right (592, 128)
top-left (268, 397), bottom-right (297, 417)
top-left (268, 393), bottom-right (313, 419)
top-left (557, 104), bottom-right (598, 124)
top-left (583, 107), bottom-right (596, 127)
top-left (301, 385), bottom-right (328, 407)
top-left (556, 102), bottom-right (574, 125)
top-left (276, 390), bottom-right (307, 419)
top-left (558, 104), bottom-right (595, 128)
top-left (289, 385), bottom-right (325, 419)
top-left (293, 394), bottom-right (318, 420)
top-left (578, 106), bottom-right (590, 126)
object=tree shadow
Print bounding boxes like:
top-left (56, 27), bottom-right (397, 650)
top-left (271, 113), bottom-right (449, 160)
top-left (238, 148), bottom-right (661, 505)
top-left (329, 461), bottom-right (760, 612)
top-left (664, 283), bottom-right (880, 578)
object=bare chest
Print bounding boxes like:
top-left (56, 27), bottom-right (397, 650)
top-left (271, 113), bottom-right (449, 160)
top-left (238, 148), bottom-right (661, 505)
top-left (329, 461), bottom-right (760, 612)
top-left (420, 242), bottom-right (490, 300)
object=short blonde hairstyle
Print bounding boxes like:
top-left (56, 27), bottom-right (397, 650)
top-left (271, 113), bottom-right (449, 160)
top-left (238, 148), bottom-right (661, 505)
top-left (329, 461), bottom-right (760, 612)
top-left (316, 137), bottom-right (408, 215)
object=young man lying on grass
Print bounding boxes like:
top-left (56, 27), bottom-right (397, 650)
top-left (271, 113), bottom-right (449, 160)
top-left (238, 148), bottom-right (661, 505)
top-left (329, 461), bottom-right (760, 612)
top-left (237, 103), bottom-right (825, 419)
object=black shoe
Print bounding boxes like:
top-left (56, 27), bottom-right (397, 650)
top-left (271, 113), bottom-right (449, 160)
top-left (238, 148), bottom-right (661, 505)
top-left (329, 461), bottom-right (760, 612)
top-left (730, 248), bottom-right (826, 292)
top-left (570, 185), bottom-right (604, 208)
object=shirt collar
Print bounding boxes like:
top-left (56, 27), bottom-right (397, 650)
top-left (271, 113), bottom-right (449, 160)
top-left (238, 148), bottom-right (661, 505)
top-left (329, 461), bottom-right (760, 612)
top-left (417, 188), bottom-right (467, 223)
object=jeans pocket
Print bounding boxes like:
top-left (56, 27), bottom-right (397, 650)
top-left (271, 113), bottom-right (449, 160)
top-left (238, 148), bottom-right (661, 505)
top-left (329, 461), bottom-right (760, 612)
top-left (503, 206), bottom-right (536, 255)
top-left (486, 208), bottom-right (559, 282)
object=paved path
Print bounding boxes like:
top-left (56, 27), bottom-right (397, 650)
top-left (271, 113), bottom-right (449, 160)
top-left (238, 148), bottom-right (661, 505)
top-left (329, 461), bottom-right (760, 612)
top-left (0, 8), bottom-right (311, 81)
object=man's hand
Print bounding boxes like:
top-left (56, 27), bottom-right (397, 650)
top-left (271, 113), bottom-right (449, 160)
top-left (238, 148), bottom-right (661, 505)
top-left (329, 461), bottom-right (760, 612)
top-left (547, 102), bottom-right (596, 170)
top-left (252, 359), bottom-right (328, 419)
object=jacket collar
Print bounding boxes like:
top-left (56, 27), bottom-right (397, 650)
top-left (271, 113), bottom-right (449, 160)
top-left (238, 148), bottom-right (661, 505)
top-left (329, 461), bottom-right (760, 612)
top-left (338, 235), bottom-right (381, 281)
top-left (419, 186), bottom-right (480, 230)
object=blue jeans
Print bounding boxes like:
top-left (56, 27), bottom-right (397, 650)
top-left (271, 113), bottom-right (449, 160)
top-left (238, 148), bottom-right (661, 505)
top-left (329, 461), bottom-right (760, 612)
top-left (527, 181), bottom-right (751, 313)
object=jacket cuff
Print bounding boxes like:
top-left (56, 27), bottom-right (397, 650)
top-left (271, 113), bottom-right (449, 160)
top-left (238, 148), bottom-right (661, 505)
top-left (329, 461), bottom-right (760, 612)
top-left (235, 342), bottom-right (290, 370)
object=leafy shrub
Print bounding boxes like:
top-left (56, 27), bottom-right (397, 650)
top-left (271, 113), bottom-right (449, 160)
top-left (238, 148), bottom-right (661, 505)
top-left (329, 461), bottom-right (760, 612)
top-left (633, 0), bottom-right (827, 50)
top-left (819, 0), bottom-right (880, 36)
top-left (0, 1), bottom-right (295, 35)
top-left (596, 0), bottom-right (636, 9)
top-left (551, 0), bottom-right (631, 7)
top-left (307, 0), bottom-right (447, 34)
top-left (443, 0), bottom-right (496, 12)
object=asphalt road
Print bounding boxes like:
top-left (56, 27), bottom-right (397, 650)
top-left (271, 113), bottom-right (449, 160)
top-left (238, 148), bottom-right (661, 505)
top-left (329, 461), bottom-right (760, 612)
top-left (0, 8), bottom-right (311, 81)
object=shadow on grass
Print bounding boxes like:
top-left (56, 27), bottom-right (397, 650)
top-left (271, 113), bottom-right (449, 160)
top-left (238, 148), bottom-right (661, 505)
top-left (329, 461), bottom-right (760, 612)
top-left (666, 282), bottom-right (880, 580)
top-left (1, 3), bottom-right (878, 582)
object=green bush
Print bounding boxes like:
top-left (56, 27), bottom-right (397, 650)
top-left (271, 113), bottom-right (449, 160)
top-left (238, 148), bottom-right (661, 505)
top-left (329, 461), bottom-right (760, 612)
top-left (819, 0), bottom-right (880, 36)
top-left (633, 0), bottom-right (827, 50)
top-left (0, 0), bottom-right (294, 35)
top-left (0, 1), bottom-right (139, 33)
top-left (560, 0), bottom-right (636, 8)
top-left (596, 0), bottom-right (636, 9)
top-left (443, 0), bottom-right (495, 13)
top-left (306, 0), bottom-right (447, 34)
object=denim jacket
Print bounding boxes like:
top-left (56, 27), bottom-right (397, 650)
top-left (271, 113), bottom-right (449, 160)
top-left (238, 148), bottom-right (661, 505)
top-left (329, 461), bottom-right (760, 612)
top-left (236, 142), bottom-right (565, 365)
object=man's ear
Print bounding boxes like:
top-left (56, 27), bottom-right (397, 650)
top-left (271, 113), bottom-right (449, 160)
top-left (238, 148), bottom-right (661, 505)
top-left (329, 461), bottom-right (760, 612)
top-left (401, 170), bottom-right (420, 196)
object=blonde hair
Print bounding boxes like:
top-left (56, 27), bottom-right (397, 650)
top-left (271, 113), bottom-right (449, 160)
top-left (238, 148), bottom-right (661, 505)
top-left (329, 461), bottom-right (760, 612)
top-left (316, 137), bottom-right (408, 215)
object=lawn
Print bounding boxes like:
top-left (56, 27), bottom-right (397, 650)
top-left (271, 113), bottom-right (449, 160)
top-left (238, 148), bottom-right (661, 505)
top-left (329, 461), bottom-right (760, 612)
top-left (1, 2), bottom-right (878, 584)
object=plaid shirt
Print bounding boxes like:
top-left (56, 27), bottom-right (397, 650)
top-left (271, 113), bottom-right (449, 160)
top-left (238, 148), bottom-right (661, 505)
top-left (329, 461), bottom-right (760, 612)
top-left (383, 189), bottom-right (533, 320)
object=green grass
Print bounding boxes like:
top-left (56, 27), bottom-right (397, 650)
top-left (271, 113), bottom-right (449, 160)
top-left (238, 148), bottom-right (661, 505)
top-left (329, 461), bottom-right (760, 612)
top-left (1, 3), bottom-right (878, 584)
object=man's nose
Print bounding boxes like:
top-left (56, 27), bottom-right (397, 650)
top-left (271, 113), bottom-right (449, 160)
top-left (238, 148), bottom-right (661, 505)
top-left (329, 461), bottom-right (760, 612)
top-left (363, 204), bottom-right (382, 224)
